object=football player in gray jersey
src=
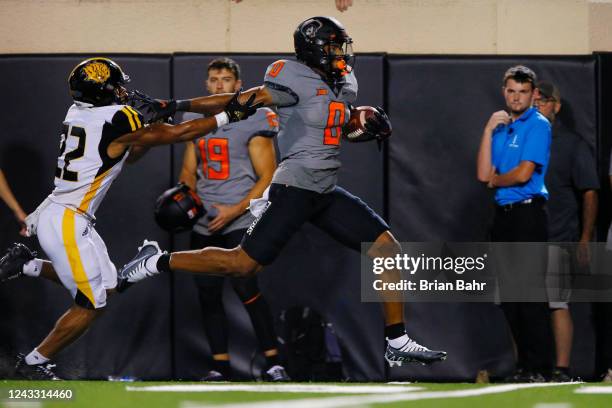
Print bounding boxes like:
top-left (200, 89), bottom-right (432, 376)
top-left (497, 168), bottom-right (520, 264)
top-left (119, 17), bottom-right (447, 368)
top-left (178, 58), bottom-right (288, 381)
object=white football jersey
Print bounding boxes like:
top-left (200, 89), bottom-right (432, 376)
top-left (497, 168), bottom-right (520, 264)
top-left (49, 103), bottom-right (143, 216)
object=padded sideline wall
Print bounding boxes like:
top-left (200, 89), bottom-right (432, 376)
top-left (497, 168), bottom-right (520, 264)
top-left (0, 53), bottom-right (606, 381)
top-left (386, 56), bottom-right (598, 380)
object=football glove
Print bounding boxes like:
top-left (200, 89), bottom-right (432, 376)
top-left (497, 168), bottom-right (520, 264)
top-left (129, 90), bottom-right (177, 123)
top-left (364, 106), bottom-right (392, 142)
top-left (224, 89), bottom-right (263, 123)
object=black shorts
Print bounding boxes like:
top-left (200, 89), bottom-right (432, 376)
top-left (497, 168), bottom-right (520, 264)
top-left (241, 183), bottom-right (389, 265)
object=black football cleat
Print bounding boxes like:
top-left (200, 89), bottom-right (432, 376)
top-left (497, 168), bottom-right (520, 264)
top-left (116, 240), bottom-right (164, 293)
top-left (15, 353), bottom-right (61, 380)
top-left (385, 338), bottom-right (447, 367)
top-left (0, 243), bottom-right (36, 283)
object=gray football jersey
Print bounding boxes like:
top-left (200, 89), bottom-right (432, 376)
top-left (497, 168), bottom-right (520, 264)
top-left (184, 108), bottom-right (278, 235)
top-left (264, 59), bottom-right (358, 193)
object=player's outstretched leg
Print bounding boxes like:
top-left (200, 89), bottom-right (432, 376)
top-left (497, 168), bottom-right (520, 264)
top-left (116, 240), bottom-right (165, 292)
top-left (118, 240), bottom-right (262, 290)
top-left (0, 242), bottom-right (36, 282)
top-left (369, 231), bottom-right (447, 367)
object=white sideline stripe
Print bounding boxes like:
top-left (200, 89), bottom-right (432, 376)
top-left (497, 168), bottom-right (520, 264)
top-left (2, 402), bottom-right (42, 408)
top-left (172, 383), bottom-right (575, 408)
top-left (574, 386), bottom-right (612, 394)
top-left (126, 384), bottom-right (423, 394)
top-left (533, 404), bottom-right (572, 408)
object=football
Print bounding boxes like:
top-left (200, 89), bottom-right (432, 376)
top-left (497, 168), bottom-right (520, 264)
top-left (343, 106), bottom-right (377, 141)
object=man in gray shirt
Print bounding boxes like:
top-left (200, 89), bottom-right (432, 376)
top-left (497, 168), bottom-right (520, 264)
top-left (535, 81), bottom-right (599, 381)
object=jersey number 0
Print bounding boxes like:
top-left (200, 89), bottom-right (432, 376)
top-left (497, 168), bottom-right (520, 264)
top-left (324, 102), bottom-right (346, 145)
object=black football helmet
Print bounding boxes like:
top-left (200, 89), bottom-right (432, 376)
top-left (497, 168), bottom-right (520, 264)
top-left (68, 58), bottom-right (130, 106)
top-left (294, 16), bottom-right (354, 81)
top-left (154, 183), bottom-right (205, 232)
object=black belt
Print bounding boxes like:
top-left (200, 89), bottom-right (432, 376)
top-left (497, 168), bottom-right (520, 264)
top-left (496, 196), bottom-right (545, 211)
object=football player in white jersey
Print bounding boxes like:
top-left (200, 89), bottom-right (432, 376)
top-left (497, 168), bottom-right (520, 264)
top-left (118, 17), bottom-right (447, 369)
top-left (0, 57), bottom-right (259, 379)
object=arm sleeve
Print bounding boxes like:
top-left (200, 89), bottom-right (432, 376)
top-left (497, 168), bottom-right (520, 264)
top-left (263, 60), bottom-right (300, 107)
top-left (265, 82), bottom-right (299, 107)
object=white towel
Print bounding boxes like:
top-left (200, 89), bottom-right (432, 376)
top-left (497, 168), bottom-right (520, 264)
top-left (248, 186), bottom-right (271, 218)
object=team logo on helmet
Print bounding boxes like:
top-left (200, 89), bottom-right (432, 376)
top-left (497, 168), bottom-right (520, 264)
top-left (83, 61), bottom-right (111, 83)
top-left (302, 19), bottom-right (323, 39)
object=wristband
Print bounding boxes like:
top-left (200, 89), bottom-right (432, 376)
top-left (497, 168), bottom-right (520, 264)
top-left (214, 112), bottom-right (229, 128)
top-left (176, 100), bottom-right (190, 111)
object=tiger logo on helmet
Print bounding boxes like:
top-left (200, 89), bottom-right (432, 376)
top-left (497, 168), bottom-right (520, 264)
top-left (68, 57), bottom-right (130, 106)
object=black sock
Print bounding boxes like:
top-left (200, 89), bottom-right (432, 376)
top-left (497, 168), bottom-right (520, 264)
top-left (156, 254), bottom-right (171, 273)
top-left (385, 323), bottom-right (406, 339)
top-left (243, 295), bottom-right (277, 352)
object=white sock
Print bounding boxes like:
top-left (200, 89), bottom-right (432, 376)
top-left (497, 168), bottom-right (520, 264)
top-left (145, 254), bottom-right (161, 273)
top-left (388, 333), bottom-right (409, 348)
top-left (25, 348), bottom-right (49, 365)
top-left (22, 258), bottom-right (43, 277)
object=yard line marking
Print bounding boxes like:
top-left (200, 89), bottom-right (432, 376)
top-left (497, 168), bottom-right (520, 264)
top-left (574, 386), bottom-right (612, 394)
top-left (170, 383), bottom-right (577, 408)
top-left (126, 384), bottom-right (423, 394)
top-left (533, 403), bottom-right (572, 408)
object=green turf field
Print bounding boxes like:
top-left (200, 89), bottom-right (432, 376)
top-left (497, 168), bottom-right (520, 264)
top-left (1, 380), bottom-right (611, 408)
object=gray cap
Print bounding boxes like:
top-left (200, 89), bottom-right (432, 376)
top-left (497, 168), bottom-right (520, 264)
top-left (537, 81), bottom-right (561, 101)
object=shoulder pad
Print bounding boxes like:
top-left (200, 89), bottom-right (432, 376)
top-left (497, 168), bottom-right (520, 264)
top-left (112, 105), bottom-right (144, 134)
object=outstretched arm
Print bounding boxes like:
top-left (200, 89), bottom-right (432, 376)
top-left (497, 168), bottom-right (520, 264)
top-left (183, 86), bottom-right (274, 115)
top-left (108, 116), bottom-right (220, 158)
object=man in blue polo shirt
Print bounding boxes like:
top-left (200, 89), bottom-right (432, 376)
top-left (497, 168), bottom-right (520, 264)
top-left (477, 65), bottom-right (553, 382)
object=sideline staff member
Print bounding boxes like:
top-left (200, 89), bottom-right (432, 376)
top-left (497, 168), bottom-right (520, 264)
top-left (477, 65), bottom-right (553, 381)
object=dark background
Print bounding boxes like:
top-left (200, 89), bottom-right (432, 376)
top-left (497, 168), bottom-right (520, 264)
top-left (0, 53), bottom-right (609, 381)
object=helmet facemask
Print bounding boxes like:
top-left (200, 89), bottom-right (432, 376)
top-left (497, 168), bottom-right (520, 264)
top-left (322, 38), bottom-right (354, 80)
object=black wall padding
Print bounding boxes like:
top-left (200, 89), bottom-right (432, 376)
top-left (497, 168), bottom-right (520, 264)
top-left (0, 54), bottom-right (607, 381)
top-left (386, 56), bottom-right (597, 380)
top-left (170, 54), bottom-right (387, 381)
top-left (0, 55), bottom-right (174, 379)
top-left (596, 53), bottom-right (612, 240)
